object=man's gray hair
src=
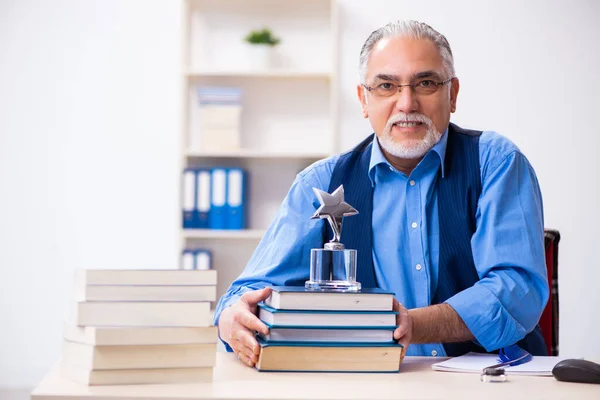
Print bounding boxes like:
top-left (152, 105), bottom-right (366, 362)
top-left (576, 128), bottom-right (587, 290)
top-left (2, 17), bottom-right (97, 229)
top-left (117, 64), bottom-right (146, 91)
top-left (359, 20), bottom-right (455, 84)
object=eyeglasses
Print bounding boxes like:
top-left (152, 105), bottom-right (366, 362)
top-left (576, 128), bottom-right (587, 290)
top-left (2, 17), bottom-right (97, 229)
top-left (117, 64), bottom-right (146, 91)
top-left (362, 77), bottom-right (454, 98)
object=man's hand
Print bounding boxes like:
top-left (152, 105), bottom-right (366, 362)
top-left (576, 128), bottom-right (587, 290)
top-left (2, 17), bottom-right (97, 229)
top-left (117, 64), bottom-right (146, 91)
top-left (218, 287), bottom-right (272, 367)
top-left (393, 298), bottom-right (412, 362)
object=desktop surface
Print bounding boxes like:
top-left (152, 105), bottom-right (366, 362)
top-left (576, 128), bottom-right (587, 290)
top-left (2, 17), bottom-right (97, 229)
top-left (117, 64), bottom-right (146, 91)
top-left (31, 353), bottom-right (600, 400)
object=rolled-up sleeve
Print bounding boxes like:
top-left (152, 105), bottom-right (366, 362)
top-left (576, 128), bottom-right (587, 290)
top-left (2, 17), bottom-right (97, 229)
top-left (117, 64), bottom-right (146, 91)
top-left (445, 139), bottom-right (549, 352)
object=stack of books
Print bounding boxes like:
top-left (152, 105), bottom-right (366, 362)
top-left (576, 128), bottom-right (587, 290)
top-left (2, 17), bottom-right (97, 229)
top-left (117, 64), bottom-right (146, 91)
top-left (59, 269), bottom-right (218, 385)
top-left (190, 86), bottom-right (243, 152)
top-left (255, 286), bottom-right (404, 372)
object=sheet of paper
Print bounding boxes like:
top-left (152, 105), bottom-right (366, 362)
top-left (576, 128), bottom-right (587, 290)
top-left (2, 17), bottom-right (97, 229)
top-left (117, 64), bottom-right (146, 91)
top-left (432, 352), bottom-right (568, 376)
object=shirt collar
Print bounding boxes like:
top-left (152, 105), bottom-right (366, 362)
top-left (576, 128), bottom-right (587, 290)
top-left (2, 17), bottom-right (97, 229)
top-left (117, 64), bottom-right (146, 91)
top-left (368, 127), bottom-right (449, 186)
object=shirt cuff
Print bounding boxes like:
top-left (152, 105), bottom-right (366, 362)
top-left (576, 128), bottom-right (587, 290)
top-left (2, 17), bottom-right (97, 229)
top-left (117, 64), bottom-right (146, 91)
top-left (445, 284), bottom-right (527, 352)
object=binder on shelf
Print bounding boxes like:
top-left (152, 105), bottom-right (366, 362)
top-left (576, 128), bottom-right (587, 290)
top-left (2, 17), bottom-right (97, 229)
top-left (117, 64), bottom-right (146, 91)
top-left (209, 168), bottom-right (228, 230)
top-left (226, 168), bottom-right (246, 230)
top-left (182, 168), bottom-right (196, 229)
top-left (194, 250), bottom-right (212, 271)
top-left (195, 169), bottom-right (211, 229)
top-left (181, 249), bottom-right (195, 270)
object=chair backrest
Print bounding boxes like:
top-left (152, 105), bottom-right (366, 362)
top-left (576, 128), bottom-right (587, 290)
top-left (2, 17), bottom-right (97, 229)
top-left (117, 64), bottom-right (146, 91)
top-left (539, 229), bottom-right (560, 356)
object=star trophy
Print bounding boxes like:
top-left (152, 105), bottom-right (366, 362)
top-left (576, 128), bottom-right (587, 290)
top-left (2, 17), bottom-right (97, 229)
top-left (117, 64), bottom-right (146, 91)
top-left (305, 185), bottom-right (361, 292)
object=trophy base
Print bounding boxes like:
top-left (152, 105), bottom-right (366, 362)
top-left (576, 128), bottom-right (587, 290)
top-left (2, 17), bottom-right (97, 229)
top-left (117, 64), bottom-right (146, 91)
top-left (305, 248), bottom-right (360, 292)
top-left (305, 280), bottom-right (361, 292)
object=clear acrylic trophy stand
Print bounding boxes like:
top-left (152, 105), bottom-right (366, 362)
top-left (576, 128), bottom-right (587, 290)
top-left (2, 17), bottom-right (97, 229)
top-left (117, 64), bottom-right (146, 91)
top-left (305, 185), bottom-right (361, 292)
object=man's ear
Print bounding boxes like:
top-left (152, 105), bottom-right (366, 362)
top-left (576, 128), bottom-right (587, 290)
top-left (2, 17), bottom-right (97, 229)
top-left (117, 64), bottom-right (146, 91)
top-left (450, 77), bottom-right (460, 113)
top-left (356, 84), bottom-right (369, 118)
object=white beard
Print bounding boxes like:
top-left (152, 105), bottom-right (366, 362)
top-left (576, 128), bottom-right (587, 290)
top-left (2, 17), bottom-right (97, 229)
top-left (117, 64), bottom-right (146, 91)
top-left (378, 113), bottom-right (443, 159)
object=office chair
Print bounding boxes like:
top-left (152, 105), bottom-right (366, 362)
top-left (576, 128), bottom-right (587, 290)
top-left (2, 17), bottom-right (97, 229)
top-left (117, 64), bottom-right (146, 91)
top-left (540, 229), bottom-right (560, 356)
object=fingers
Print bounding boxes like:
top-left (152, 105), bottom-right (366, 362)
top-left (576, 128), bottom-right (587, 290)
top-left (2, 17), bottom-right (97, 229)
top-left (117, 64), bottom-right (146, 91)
top-left (230, 328), bottom-right (261, 367)
top-left (241, 287), bottom-right (273, 307)
top-left (237, 352), bottom-right (255, 368)
top-left (220, 288), bottom-right (273, 368)
top-left (236, 329), bottom-right (261, 357)
top-left (230, 339), bottom-right (258, 367)
top-left (393, 301), bottom-right (412, 350)
top-left (233, 308), bottom-right (269, 335)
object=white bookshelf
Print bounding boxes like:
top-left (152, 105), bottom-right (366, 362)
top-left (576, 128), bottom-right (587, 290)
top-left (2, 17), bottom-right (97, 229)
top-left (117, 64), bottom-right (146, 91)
top-left (180, 0), bottom-right (339, 301)
top-left (186, 70), bottom-right (332, 79)
top-left (185, 149), bottom-right (331, 159)
top-left (183, 229), bottom-right (266, 240)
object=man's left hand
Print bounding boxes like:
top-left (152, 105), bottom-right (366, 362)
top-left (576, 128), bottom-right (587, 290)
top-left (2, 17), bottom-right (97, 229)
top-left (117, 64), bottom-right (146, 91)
top-left (393, 298), bottom-right (413, 360)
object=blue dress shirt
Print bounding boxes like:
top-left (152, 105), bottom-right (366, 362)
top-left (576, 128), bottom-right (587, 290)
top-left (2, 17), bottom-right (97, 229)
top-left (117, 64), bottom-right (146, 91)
top-left (214, 129), bottom-right (549, 357)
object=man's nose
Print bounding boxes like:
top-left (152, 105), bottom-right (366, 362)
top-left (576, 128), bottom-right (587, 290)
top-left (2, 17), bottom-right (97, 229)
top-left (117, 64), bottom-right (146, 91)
top-left (394, 86), bottom-right (419, 114)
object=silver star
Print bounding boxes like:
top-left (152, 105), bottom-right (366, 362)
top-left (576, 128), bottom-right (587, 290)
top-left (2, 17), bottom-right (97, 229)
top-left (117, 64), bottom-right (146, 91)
top-left (311, 185), bottom-right (358, 243)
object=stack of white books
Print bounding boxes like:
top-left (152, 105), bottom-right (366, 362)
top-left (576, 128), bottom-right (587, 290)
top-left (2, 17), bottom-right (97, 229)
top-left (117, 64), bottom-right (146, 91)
top-left (60, 269), bottom-right (218, 385)
top-left (191, 86), bottom-right (243, 152)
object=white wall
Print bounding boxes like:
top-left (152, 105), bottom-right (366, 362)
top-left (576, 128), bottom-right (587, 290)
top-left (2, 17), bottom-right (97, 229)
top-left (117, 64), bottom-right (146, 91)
top-left (0, 0), bottom-right (181, 388)
top-left (1, 0), bottom-right (599, 390)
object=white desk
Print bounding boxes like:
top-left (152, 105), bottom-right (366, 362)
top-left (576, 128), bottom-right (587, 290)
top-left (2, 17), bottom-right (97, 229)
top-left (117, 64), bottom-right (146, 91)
top-left (31, 353), bottom-right (600, 400)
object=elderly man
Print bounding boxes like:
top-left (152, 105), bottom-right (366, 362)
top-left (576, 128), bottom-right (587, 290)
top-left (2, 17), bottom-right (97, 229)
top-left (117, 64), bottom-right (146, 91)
top-left (215, 20), bottom-right (549, 367)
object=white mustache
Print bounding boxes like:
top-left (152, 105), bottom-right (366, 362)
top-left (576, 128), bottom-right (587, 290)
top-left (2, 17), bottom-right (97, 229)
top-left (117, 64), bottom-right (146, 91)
top-left (385, 113), bottom-right (433, 131)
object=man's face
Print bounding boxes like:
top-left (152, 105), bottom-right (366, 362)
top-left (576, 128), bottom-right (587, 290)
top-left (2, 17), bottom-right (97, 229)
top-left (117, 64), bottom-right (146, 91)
top-left (357, 36), bottom-right (459, 159)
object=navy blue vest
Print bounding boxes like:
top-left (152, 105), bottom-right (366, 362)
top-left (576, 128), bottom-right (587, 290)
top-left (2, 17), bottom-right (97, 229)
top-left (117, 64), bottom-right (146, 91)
top-left (326, 123), bottom-right (547, 356)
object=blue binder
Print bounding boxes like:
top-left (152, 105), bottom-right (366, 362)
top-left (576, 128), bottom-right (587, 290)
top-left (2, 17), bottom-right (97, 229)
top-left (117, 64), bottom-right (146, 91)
top-left (209, 168), bottom-right (228, 229)
top-left (226, 168), bottom-right (246, 230)
top-left (182, 168), bottom-right (196, 229)
top-left (194, 249), bottom-right (212, 270)
top-left (195, 169), bottom-right (211, 229)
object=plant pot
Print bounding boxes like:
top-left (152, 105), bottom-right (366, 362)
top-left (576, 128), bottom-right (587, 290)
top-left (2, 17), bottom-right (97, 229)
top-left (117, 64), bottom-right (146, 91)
top-left (245, 44), bottom-right (273, 71)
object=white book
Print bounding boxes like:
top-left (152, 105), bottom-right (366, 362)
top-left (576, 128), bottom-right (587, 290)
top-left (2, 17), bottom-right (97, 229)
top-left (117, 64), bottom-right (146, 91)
top-left (74, 284), bottom-right (217, 302)
top-left (61, 340), bottom-right (217, 370)
top-left (259, 304), bottom-right (397, 327)
top-left (72, 301), bottom-right (211, 327)
top-left (265, 286), bottom-right (394, 311)
top-left (63, 323), bottom-right (217, 346)
top-left (199, 105), bottom-right (242, 128)
top-left (75, 269), bottom-right (217, 286)
top-left (260, 327), bottom-right (394, 343)
top-left (59, 363), bottom-right (213, 385)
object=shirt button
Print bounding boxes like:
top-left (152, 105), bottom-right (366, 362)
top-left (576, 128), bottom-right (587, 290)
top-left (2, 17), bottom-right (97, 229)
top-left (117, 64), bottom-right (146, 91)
top-left (411, 222), bottom-right (418, 228)
top-left (409, 180), bottom-right (416, 186)
top-left (431, 350), bottom-right (438, 357)
top-left (416, 264), bottom-right (422, 271)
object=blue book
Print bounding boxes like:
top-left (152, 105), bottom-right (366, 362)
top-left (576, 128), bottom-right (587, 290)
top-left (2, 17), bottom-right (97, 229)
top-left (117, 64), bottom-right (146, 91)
top-left (255, 337), bottom-right (403, 372)
top-left (258, 303), bottom-right (397, 327)
top-left (209, 168), bottom-right (227, 229)
top-left (264, 286), bottom-right (395, 311)
top-left (226, 168), bottom-right (246, 230)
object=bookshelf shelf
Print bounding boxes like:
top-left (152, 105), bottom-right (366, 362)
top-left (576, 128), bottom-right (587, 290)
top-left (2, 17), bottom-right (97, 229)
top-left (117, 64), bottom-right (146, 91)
top-left (183, 229), bottom-right (266, 240)
top-left (187, 70), bottom-right (332, 79)
top-left (185, 149), bottom-right (331, 160)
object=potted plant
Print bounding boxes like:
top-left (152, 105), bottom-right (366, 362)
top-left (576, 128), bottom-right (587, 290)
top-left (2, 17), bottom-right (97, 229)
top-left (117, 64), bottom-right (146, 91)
top-left (244, 28), bottom-right (280, 70)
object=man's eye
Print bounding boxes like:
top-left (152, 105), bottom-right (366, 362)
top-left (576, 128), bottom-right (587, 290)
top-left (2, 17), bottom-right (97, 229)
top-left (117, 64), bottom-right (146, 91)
top-left (377, 83), bottom-right (395, 90)
top-left (418, 80), bottom-right (435, 88)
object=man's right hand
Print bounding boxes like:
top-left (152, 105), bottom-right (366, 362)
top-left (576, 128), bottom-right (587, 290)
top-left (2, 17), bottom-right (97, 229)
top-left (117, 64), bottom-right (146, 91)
top-left (218, 287), bottom-right (272, 368)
